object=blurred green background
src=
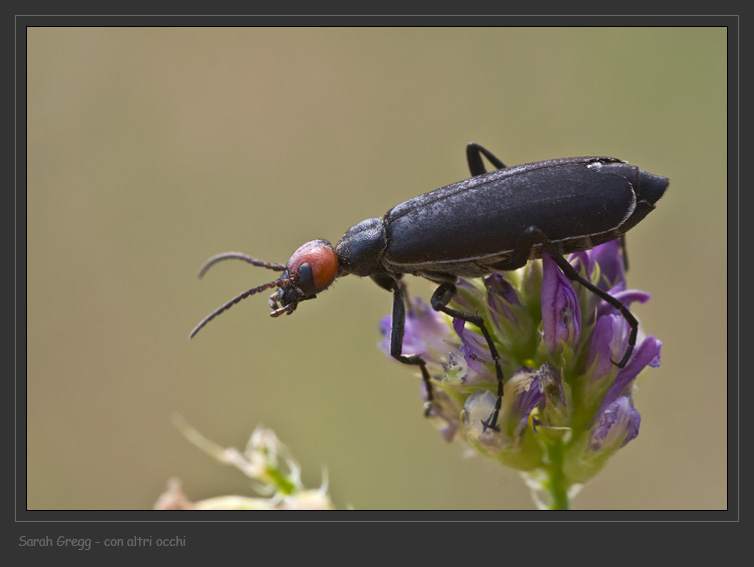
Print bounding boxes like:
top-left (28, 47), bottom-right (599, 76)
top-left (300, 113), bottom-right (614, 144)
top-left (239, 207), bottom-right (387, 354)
top-left (26, 27), bottom-right (727, 511)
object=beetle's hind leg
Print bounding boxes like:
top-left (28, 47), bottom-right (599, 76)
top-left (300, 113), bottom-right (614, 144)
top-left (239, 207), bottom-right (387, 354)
top-left (430, 282), bottom-right (505, 432)
top-left (466, 143), bottom-right (507, 176)
top-left (496, 226), bottom-right (639, 368)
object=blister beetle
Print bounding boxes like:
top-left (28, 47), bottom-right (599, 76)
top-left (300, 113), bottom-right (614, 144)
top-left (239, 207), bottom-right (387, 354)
top-left (190, 143), bottom-right (668, 431)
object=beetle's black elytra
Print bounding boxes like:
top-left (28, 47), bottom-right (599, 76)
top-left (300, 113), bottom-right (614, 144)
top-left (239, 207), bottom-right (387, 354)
top-left (191, 143), bottom-right (668, 432)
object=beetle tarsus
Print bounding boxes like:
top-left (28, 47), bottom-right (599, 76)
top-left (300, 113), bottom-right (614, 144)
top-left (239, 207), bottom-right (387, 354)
top-left (481, 418), bottom-right (501, 433)
top-left (430, 281), bottom-right (506, 431)
top-left (423, 401), bottom-right (433, 417)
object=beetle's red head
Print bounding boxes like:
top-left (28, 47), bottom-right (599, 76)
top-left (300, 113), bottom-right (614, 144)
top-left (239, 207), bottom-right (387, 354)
top-left (189, 240), bottom-right (340, 338)
top-left (269, 240), bottom-right (340, 317)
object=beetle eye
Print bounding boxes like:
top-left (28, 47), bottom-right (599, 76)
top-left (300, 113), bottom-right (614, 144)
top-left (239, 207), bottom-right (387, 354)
top-left (295, 263), bottom-right (316, 296)
top-left (287, 240), bottom-right (339, 297)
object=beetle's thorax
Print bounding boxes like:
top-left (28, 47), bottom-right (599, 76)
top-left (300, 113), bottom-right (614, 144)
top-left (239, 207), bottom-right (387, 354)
top-left (334, 217), bottom-right (387, 276)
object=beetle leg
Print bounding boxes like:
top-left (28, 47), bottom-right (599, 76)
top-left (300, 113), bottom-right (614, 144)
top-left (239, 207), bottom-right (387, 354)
top-left (466, 143), bottom-right (507, 176)
top-left (499, 226), bottom-right (639, 368)
top-left (430, 282), bottom-right (505, 432)
top-left (620, 234), bottom-right (629, 272)
top-left (374, 274), bottom-right (437, 416)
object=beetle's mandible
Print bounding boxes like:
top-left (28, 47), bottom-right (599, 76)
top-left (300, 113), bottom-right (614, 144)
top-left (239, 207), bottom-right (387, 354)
top-left (190, 143), bottom-right (668, 431)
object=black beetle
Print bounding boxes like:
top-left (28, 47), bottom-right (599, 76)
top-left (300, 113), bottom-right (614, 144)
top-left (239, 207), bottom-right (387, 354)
top-left (190, 143), bottom-right (668, 431)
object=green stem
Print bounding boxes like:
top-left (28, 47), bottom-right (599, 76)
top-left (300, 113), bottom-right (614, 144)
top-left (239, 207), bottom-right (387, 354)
top-left (545, 439), bottom-right (570, 510)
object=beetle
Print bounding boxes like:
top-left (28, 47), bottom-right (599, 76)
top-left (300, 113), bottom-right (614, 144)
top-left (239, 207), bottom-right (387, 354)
top-left (190, 143), bottom-right (668, 431)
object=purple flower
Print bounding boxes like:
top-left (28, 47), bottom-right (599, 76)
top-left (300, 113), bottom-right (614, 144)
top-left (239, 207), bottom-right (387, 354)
top-left (588, 239), bottom-right (626, 290)
top-left (589, 395), bottom-right (641, 452)
top-left (378, 298), bottom-right (451, 365)
top-left (510, 368), bottom-right (545, 436)
top-left (568, 250), bottom-right (595, 284)
top-left (462, 367), bottom-right (544, 454)
top-left (596, 288), bottom-right (651, 320)
top-left (536, 362), bottom-right (571, 426)
top-left (595, 334), bottom-right (663, 419)
top-left (541, 252), bottom-right (581, 355)
top-left (588, 313), bottom-right (630, 382)
top-left (376, 238), bottom-right (662, 499)
top-left (452, 278), bottom-right (483, 313)
top-left (485, 273), bottom-right (521, 327)
top-left (452, 318), bottom-right (496, 384)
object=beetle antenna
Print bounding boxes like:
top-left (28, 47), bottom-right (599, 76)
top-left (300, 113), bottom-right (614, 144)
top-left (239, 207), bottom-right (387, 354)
top-left (197, 252), bottom-right (287, 279)
top-left (189, 275), bottom-right (297, 339)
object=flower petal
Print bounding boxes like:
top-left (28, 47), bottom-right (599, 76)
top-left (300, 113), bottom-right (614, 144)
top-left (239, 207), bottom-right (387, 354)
top-left (485, 273), bottom-right (521, 327)
top-left (597, 288), bottom-right (651, 319)
top-left (453, 278), bottom-right (481, 313)
top-left (541, 253), bottom-right (581, 354)
top-left (597, 334), bottom-right (662, 415)
top-left (589, 239), bottom-right (626, 290)
top-left (453, 318), bottom-right (494, 382)
top-left (568, 250), bottom-right (594, 282)
top-left (590, 396), bottom-right (641, 451)
top-left (510, 368), bottom-right (545, 433)
top-left (378, 298), bottom-right (450, 363)
top-left (588, 313), bottom-right (629, 382)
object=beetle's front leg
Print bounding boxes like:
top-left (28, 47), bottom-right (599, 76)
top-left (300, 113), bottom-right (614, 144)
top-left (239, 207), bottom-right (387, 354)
top-left (430, 282), bottom-right (505, 432)
top-left (373, 273), bottom-right (436, 416)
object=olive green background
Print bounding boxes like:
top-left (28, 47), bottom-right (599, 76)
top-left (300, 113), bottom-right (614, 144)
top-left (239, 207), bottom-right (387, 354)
top-left (26, 27), bottom-right (728, 511)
